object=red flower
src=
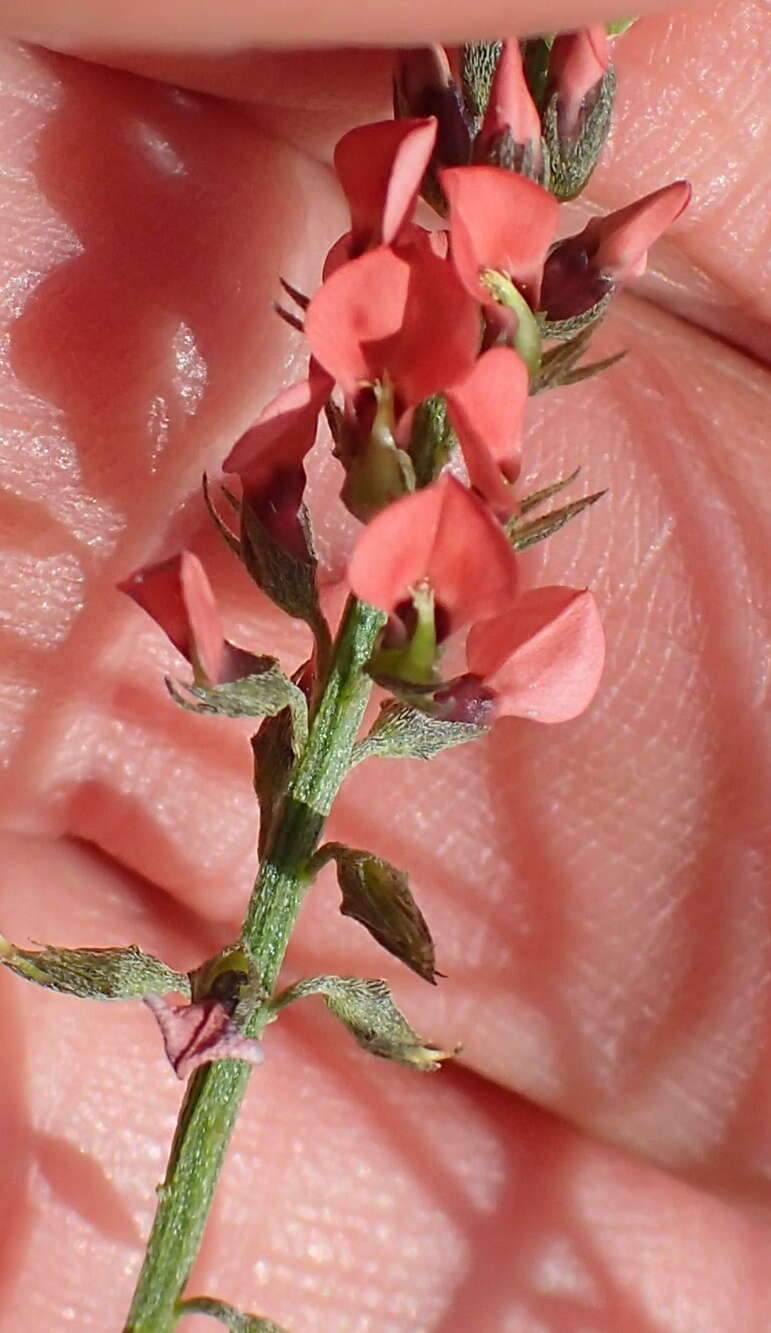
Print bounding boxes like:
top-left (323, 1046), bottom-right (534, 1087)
top-left (333, 118), bottom-right (437, 258)
top-left (548, 27), bottom-right (611, 139)
top-left (444, 346), bottom-right (528, 515)
top-left (473, 40), bottom-right (543, 170)
top-left (305, 241), bottom-right (480, 407)
top-left (222, 368), bottom-right (332, 558)
top-left (441, 165), bottom-right (558, 308)
top-left (144, 995), bottom-right (264, 1081)
top-left (348, 473), bottom-right (518, 633)
top-left (466, 586), bottom-right (605, 722)
top-left (541, 180), bottom-right (691, 319)
top-left (119, 552), bottom-right (227, 686)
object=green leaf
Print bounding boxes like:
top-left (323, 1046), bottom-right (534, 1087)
top-left (354, 700), bottom-right (486, 763)
top-left (272, 976), bottom-right (452, 1070)
top-left (166, 659), bottom-right (308, 755)
top-left (521, 36), bottom-right (554, 112)
top-left (0, 939), bottom-right (190, 1001)
top-left (508, 491), bottom-right (606, 551)
top-left (176, 1295), bottom-right (287, 1332)
top-left (555, 349), bottom-right (627, 388)
top-left (312, 843), bottom-right (437, 983)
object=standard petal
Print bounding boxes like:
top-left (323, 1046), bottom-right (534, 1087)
top-left (444, 346), bottom-right (528, 514)
top-left (466, 585), bottom-right (605, 723)
top-left (223, 371), bottom-right (331, 499)
top-left (441, 165), bottom-right (558, 306)
top-left (306, 243), bottom-right (479, 405)
top-left (334, 118), bottom-right (437, 252)
top-left (348, 474), bottom-right (518, 631)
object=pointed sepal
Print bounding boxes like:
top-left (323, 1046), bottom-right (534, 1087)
top-left (0, 938), bottom-right (190, 1001)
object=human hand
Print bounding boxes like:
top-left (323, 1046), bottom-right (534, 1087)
top-left (0, 2), bottom-right (769, 1329)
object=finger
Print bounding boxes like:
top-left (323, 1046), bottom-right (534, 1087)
top-left (2, 833), bottom-right (770, 1333)
top-left (2, 0), bottom-right (673, 53)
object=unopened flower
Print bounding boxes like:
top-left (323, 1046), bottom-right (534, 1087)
top-left (441, 165), bottom-right (558, 309)
top-left (473, 39), bottom-right (544, 177)
top-left (444, 346), bottom-right (528, 515)
top-left (223, 368), bottom-right (332, 559)
top-left (548, 27), bottom-right (611, 139)
top-left (466, 585), bottom-right (605, 722)
top-left (119, 552), bottom-right (248, 687)
top-left (325, 118), bottom-right (437, 274)
top-left (144, 994), bottom-right (264, 1081)
top-left (349, 473), bottom-right (518, 647)
top-left (541, 180), bottom-right (691, 320)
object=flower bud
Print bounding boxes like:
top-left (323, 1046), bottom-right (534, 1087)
top-left (540, 180), bottom-right (691, 323)
top-left (394, 46), bottom-right (471, 210)
top-left (543, 27), bottom-right (615, 201)
top-left (473, 40), bottom-right (545, 182)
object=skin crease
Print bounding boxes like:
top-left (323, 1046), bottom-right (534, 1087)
top-left (0, 0), bottom-right (770, 1330)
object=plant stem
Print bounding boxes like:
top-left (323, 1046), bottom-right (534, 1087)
top-left (124, 597), bottom-right (383, 1333)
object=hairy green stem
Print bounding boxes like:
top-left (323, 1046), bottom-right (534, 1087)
top-left (124, 597), bottom-right (384, 1333)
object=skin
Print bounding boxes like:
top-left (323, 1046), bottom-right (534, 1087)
top-left (0, 0), bottom-right (770, 1329)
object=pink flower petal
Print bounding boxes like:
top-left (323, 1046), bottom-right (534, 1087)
top-left (584, 180), bottom-right (692, 281)
top-left (475, 40), bottom-right (542, 165)
top-left (467, 586), bottom-right (605, 723)
top-left (441, 165), bottom-right (558, 307)
top-left (223, 371), bottom-right (331, 500)
top-left (144, 995), bottom-right (264, 1081)
top-left (348, 474), bottom-right (518, 631)
top-left (334, 118), bottom-right (437, 252)
top-left (549, 27), bottom-right (611, 138)
top-left (119, 551), bottom-right (224, 686)
top-left (445, 346), bottom-right (528, 514)
top-left (306, 242), bottom-right (480, 405)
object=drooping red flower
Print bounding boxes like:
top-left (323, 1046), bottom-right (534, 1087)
top-left (466, 586), bottom-right (605, 722)
top-left (333, 118), bottom-right (437, 257)
top-left (540, 180), bottom-right (691, 319)
top-left (306, 241), bottom-right (480, 407)
top-left (119, 552), bottom-right (227, 686)
top-left (348, 473), bottom-right (518, 632)
top-left (548, 27), bottom-right (611, 139)
top-left (440, 165), bottom-right (559, 308)
top-left (222, 368), bottom-right (332, 559)
top-left (473, 39), bottom-right (543, 170)
top-left (144, 995), bottom-right (264, 1081)
top-left (444, 346), bottom-right (528, 515)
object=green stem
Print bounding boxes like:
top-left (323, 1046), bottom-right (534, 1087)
top-left (124, 597), bottom-right (384, 1333)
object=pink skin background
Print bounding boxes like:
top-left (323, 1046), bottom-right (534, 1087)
top-left (0, 0), bottom-right (769, 1328)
